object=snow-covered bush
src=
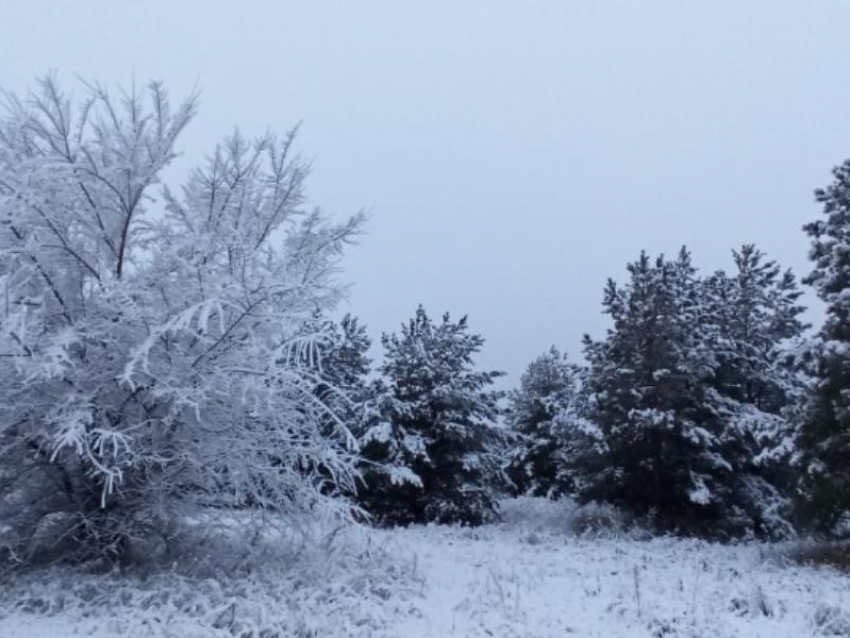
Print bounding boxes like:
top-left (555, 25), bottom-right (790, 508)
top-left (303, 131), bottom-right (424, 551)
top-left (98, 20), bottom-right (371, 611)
top-left (0, 77), bottom-right (364, 565)
top-left (498, 496), bottom-right (638, 540)
top-left (497, 496), bottom-right (578, 535)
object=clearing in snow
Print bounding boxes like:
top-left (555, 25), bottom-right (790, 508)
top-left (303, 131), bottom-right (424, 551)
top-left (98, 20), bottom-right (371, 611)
top-left (1, 498), bottom-right (848, 637)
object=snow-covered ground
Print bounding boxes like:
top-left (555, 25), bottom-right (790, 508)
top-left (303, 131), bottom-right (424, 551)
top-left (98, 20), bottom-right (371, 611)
top-left (1, 498), bottom-right (849, 637)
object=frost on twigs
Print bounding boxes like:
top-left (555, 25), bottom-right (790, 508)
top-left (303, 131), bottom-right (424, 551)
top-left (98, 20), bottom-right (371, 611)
top-left (0, 75), bottom-right (364, 566)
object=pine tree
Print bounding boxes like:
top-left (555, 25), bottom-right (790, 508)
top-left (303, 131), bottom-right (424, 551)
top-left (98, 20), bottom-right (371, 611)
top-left (317, 314), bottom-right (372, 392)
top-left (505, 347), bottom-right (581, 497)
top-left (312, 312), bottom-right (373, 431)
top-left (290, 312), bottom-right (373, 490)
top-left (797, 160), bottom-right (850, 533)
top-left (576, 249), bottom-right (731, 534)
top-left (706, 245), bottom-right (806, 412)
top-left (703, 245), bottom-right (807, 537)
top-left (357, 306), bottom-right (505, 525)
top-left (573, 246), bottom-right (806, 538)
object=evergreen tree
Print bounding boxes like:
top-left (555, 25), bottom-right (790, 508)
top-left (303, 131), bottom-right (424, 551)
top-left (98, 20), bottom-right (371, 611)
top-left (318, 314), bottom-right (373, 394)
top-left (357, 306), bottom-right (505, 525)
top-left (292, 312), bottom-right (373, 489)
top-left (703, 245), bottom-right (807, 537)
top-left (572, 247), bottom-right (806, 537)
top-left (797, 160), bottom-right (850, 533)
top-left (706, 245), bottom-right (806, 413)
top-left (576, 249), bottom-right (732, 534)
top-left (311, 312), bottom-right (373, 432)
top-left (505, 347), bottom-right (581, 497)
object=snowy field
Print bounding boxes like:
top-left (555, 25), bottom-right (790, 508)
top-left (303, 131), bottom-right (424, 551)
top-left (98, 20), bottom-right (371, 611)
top-left (1, 498), bottom-right (849, 638)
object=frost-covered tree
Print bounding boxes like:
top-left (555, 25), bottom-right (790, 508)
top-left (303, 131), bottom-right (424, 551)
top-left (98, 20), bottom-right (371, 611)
top-left (505, 346), bottom-right (582, 497)
top-left (357, 306), bottom-right (505, 525)
top-left (576, 249), bottom-right (733, 534)
top-left (316, 313), bottom-right (372, 397)
top-left (307, 312), bottom-right (373, 446)
top-left (706, 245), bottom-right (806, 412)
top-left (0, 77), bottom-right (364, 564)
top-left (797, 160), bottom-right (850, 533)
top-left (574, 247), bottom-right (806, 537)
top-left (703, 245), bottom-right (807, 538)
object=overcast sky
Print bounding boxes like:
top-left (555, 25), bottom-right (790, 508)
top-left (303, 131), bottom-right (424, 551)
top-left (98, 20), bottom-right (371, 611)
top-left (4, 1), bottom-right (850, 385)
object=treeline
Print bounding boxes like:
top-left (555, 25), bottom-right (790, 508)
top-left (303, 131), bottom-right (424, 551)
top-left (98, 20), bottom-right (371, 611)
top-left (325, 173), bottom-right (850, 541)
top-left (2, 77), bottom-right (850, 570)
top-left (506, 245), bottom-right (804, 539)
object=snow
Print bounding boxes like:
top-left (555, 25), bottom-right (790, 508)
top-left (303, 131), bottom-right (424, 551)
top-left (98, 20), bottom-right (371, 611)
top-left (1, 498), bottom-right (849, 637)
top-left (688, 475), bottom-right (712, 505)
top-left (386, 499), bottom-right (850, 637)
top-left (389, 465), bottom-right (423, 487)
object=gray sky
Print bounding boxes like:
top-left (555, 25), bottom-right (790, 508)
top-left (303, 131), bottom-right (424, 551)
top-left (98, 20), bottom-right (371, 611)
top-left (3, 1), bottom-right (849, 386)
